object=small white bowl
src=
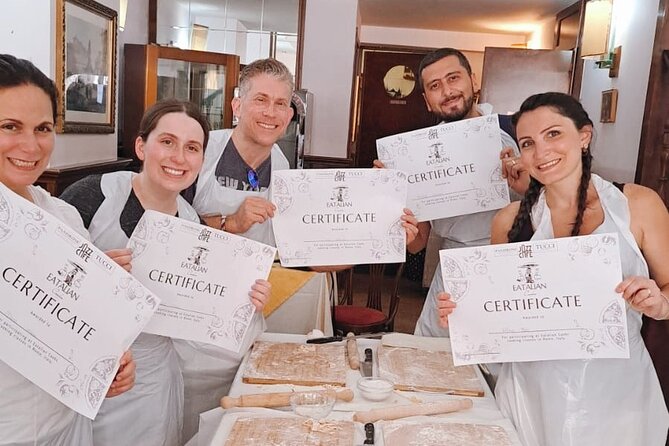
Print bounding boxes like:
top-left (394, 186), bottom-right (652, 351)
top-left (289, 391), bottom-right (335, 419)
top-left (357, 377), bottom-right (394, 401)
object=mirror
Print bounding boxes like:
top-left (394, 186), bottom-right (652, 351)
top-left (153, 0), bottom-right (301, 80)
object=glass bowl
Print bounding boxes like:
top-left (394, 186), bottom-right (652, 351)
top-left (357, 377), bottom-right (394, 401)
top-left (289, 391), bottom-right (336, 419)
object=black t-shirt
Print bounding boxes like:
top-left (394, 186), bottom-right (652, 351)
top-left (181, 138), bottom-right (272, 203)
top-left (60, 173), bottom-right (150, 238)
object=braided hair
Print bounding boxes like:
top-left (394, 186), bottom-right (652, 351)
top-left (507, 92), bottom-right (594, 242)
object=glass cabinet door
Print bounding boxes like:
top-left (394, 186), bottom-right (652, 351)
top-left (156, 59), bottom-right (227, 131)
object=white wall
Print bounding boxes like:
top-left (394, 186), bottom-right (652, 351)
top-left (301, 0), bottom-right (359, 158)
top-left (579, 0), bottom-right (660, 182)
top-left (1, 0), bottom-right (125, 167)
top-left (360, 26), bottom-right (526, 52)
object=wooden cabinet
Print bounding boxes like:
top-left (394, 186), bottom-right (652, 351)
top-left (122, 44), bottom-right (239, 161)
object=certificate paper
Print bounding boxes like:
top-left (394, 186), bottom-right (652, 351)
top-left (128, 211), bottom-right (276, 352)
top-left (442, 233), bottom-right (629, 365)
top-left (0, 184), bottom-right (158, 419)
top-left (376, 115), bottom-right (510, 222)
top-left (271, 169), bottom-right (407, 267)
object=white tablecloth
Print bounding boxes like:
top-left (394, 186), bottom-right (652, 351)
top-left (188, 333), bottom-right (521, 445)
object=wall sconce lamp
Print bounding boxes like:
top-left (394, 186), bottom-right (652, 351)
top-left (118, 0), bottom-right (128, 32)
top-left (580, 0), bottom-right (620, 76)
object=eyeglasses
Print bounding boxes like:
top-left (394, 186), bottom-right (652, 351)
top-left (247, 168), bottom-right (259, 190)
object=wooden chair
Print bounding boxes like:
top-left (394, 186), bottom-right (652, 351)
top-left (333, 263), bottom-right (404, 335)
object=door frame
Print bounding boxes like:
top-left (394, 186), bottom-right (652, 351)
top-left (636, 0), bottom-right (669, 203)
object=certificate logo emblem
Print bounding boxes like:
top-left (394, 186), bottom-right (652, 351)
top-left (426, 142), bottom-right (450, 166)
top-left (187, 246), bottom-right (210, 267)
top-left (518, 244), bottom-right (533, 259)
top-left (513, 263), bottom-right (546, 293)
top-left (327, 186), bottom-right (353, 208)
top-left (58, 260), bottom-right (87, 288)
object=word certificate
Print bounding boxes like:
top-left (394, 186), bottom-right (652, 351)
top-left (442, 233), bottom-right (629, 365)
top-left (128, 211), bottom-right (275, 352)
top-left (271, 169), bottom-right (407, 267)
top-left (376, 114), bottom-right (509, 222)
top-left (0, 184), bottom-right (158, 418)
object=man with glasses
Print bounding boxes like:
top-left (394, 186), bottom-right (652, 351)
top-left (183, 58), bottom-right (295, 246)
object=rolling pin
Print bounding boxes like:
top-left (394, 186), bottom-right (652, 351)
top-left (352, 398), bottom-right (473, 423)
top-left (221, 388), bottom-right (354, 409)
top-left (347, 332), bottom-right (360, 370)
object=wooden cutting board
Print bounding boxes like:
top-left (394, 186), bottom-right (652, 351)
top-left (378, 344), bottom-right (484, 396)
top-left (224, 417), bottom-right (355, 445)
top-left (383, 421), bottom-right (512, 445)
top-left (242, 341), bottom-right (348, 386)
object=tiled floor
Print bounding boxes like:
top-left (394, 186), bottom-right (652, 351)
top-left (348, 271), bottom-right (427, 334)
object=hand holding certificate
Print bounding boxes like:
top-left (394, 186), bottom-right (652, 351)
top-left (128, 210), bottom-right (276, 352)
top-left (376, 114), bottom-right (510, 222)
top-left (441, 233), bottom-right (629, 365)
top-left (0, 184), bottom-right (159, 419)
top-left (271, 169), bottom-right (407, 267)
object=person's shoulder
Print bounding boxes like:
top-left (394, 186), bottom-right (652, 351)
top-left (60, 174), bottom-right (103, 200)
top-left (623, 183), bottom-right (667, 215)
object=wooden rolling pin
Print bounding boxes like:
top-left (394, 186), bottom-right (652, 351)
top-left (347, 332), bottom-right (360, 370)
top-left (353, 398), bottom-right (473, 423)
top-left (221, 388), bottom-right (354, 409)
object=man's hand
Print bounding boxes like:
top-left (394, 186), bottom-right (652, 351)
top-left (372, 159), bottom-right (385, 169)
top-left (500, 147), bottom-right (529, 195)
top-left (106, 351), bottom-right (135, 398)
top-left (224, 197), bottom-right (276, 234)
top-left (105, 248), bottom-right (132, 272)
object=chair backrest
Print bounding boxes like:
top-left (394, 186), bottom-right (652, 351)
top-left (335, 263), bottom-right (404, 332)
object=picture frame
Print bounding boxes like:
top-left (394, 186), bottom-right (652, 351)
top-left (55, 0), bottom-right (117, 133)
top-left (600, 89), bottom-right (618, 123)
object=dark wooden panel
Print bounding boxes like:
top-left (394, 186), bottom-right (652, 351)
top-left (35, 158), bottom-right (133, 197)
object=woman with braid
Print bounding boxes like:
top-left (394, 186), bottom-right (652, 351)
top-left (436, 92), bottom-right (669, 445)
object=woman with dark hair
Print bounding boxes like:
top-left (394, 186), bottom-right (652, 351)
top-left (0, 53), bottom-right (135, 445)
top-left (437, 92), bottom-right (669, 445)
top-left (61, 98), bottom-right (271, 445)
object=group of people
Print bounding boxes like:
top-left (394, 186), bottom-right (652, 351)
top-left (1, 43), bottom-right (668, 446)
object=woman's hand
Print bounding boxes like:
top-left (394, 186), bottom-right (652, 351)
top-left (500, 147), bottom-right (529, 195)
top-left (106, 351), bottom-right (135, 398)
top-left (616, 276), bottom-right (669, 320)
top-left (437, 292), bottom-right (457, 328)
top-left (249, 279), bottom-right (271, 312)
top-left (106, 248), bottom-right (132, 272)
top-left (372, 159), bottom-right (385, 169)
top-left (401, 208), bottom-right (419, 246)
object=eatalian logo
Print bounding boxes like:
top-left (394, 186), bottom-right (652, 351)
top-left (327, 186), bottom-right (353, 208)
top-left (513, 263), bottom-right (546, 292)
top-left (181, 246), bottom-right (209, 273)
top-left (426, 142), bottom-right (451, 166)
top-left (46, 260), bottom-right (87, 301)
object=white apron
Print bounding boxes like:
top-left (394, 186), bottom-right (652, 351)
top-left (495, 175), bottom-right (669, 446)
top-left (191, 128), bottom-right (289, 246)
top-left (414, 107), bottom-right (518, 338)
top-left (87, 171), bottom-right (193, 446)
top-left (0, 186), bottom-right (93, 446)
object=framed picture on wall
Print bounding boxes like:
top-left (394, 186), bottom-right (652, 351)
top-left (55, 0), bottom-right (117, 133)
top-left (600, 89), bottom-right (618, 123)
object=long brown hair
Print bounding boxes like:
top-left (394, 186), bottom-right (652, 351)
top-left (507, 92), bottom-right (594, 242)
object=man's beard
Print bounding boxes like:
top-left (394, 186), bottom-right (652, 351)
top-left (433, 94), bottom-right (475, 123)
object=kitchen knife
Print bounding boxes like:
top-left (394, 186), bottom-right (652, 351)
top-left (306, 332), bottom-right (388, 344)
top-left (360, 348), bottom-right (373, 377)
top-left (363, 422), bottom-right (375, 444)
